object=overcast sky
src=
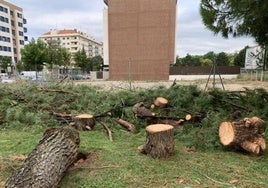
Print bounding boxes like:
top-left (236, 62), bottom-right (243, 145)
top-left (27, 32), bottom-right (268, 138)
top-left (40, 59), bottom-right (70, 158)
top-left (8, 0), bottom-right (257, 57)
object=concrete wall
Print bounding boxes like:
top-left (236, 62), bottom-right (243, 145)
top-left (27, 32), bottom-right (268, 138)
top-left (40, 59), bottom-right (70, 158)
top-left (107, 0), bottom-right (177, 80)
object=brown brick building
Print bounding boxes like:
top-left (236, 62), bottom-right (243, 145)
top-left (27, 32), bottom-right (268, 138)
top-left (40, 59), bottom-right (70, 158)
top-left (104, 0), bottom-right (177, 80)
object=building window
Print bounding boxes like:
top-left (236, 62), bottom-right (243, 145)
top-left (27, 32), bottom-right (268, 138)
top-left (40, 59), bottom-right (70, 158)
top-left (0, 26), bottom-right (10, 33)
top-left (18, 22), bottom-right (23, 27)
top-left (0, 6), bottom-right (8, 13)
top-left (19, 31), bottom-right (24, 36)
top-left (19, 40), bottom-right (24, 45)
top-left (17, 13), bottom-right (22, 18)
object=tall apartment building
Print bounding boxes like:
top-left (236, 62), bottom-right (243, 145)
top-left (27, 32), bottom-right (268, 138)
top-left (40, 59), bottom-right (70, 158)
top-left (39, 29), bottom-right (103, 59)
top-left (0, 0), bottom-right (27, 63)
top-left (103, 0), bottom-right (177, 80)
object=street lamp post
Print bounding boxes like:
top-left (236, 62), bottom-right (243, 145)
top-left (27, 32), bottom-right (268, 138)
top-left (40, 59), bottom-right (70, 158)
top-left (128, 58), bottom-right (132, 90)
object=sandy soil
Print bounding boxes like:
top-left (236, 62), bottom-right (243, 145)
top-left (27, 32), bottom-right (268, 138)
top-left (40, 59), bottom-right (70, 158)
top-left (75, 79), bottom-right (268, 92)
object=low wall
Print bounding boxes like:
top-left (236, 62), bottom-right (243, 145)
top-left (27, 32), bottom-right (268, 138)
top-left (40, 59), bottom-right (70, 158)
top-left (169, 66), bottom-right (240, 75)
top-left (169, 74), bottom-right (238, 81)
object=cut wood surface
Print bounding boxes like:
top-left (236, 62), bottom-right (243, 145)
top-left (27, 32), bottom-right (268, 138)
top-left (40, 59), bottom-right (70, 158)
top-left (139, 124), bottom-right (174, 159)
top-left (219, 116), bottom-right (266, 155)
top-left (73, 114), bottom-right (95, 131)
top-left (153, 97), bottom-right (168, 108)
top-left (5, 127), bottom-right (80, 188)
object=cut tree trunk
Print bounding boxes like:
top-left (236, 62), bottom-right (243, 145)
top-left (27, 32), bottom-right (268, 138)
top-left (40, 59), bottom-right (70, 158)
top-left (219, 116), bottom-right (266, 155)
top-left (132, 102), bottom-right (154, 119)
top-left (138, 124), bottom-right (174, 159)
top-left (5, 127), bottom-right (80, 188)
top-left (73, 114), bottom-right (95, 131)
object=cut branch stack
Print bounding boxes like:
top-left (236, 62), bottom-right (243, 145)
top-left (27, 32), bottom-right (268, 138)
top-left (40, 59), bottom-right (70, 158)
top-left (219, 116), bottom-right (266, 155)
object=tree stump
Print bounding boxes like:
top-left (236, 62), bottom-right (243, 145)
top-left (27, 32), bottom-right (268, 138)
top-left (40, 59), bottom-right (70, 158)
top-left (5, 127), bottom-right (80, 188)
top-left (152, 97), bottom-right (168, 108)
top-left (138, 124), bottom-right (174, 159)
top-left (219, 116), bottom-right (266, 155)
top-left (73, 114), bottom-right (95, 130)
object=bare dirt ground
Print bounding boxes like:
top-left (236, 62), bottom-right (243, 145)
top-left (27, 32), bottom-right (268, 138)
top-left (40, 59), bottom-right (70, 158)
top-left (75, 79), bottom-right (268, 91)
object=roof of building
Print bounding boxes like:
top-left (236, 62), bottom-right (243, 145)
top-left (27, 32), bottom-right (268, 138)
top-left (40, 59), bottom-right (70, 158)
top-left (42, 29), bottom-right (78, 36)
top-left (103, 0), bottom-right (177, 6)
top-left (40, 29), bottom-right (103, 44)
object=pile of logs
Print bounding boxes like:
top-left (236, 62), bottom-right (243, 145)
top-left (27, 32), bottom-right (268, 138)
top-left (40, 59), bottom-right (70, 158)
top-left (219, 116), bottom-right (266, 155)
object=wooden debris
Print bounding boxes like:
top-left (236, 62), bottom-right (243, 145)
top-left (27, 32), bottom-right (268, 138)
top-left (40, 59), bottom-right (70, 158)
top-left (113, 118), bottom-right (136, 132)
top-left (5, 127), bottom-right (80, 188)
top-left (219, 116), bottom-right (266, 155)
top-left (98, 121), bottom-right (113, 141)
top-left (185, 113), bottom-right (206, 123)
top-left (138, 124), bottom-right (174, 159)
top-left (132, 102), bottom-right (154, 119)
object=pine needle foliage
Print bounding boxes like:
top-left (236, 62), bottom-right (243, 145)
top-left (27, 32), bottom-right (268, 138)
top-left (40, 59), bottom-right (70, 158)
top-left (0, 82), bottom-right (267, 151)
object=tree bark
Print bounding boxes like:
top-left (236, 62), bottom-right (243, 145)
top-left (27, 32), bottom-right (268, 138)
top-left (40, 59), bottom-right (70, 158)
top-left (219, 116), bottom-right (266, 155)
top-left (138, 124), bottom-right (174, 159)
top-left (132, 102), bottom-right (154, 119)
top-left (5, 127), bottom-right (80, 188)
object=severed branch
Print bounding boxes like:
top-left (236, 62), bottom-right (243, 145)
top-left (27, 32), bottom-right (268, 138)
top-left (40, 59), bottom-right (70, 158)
top-left (113, 118), bottom-right (136, 132)
top-left (39, 87), bottom-right (75, 94)
top-left (97, 120), bottom-right (113, 141)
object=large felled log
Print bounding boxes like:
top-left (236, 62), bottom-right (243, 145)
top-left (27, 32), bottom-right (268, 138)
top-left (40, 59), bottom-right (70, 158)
top-left (219, 116), bottom-right (266, 155)
top-left (138, 124), bottom-right (174, 159)
top-left (73, 114), bottom-right (95, 130)
top-left (5, 127), bottom-right (80, 188)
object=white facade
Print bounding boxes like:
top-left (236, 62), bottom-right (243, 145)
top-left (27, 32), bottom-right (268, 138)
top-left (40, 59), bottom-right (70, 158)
top-left (0, 0), bottom-right (27, 63)
top-left (39, 29), bottom-right (103, 58)
top-left (103, 8), bottom-right (109, 67)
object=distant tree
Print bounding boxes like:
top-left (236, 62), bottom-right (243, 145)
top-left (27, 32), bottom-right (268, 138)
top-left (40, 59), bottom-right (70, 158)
top-left (200, 58), bottom-right (213, 66)
top-left (234, 46), bottom-right (248, 67)
top-left (21, 38), bottom-right (48, 71)
top-left (216, 52), bottom-right (230, 66)
top-left (60, 48), bottom-right (72, 67)
top-left (174, 56), bottom-right (182, 66)
top-left (74, 48), bottom-right (89, 73)
top-left (89, 55), bottom-right (103, 71)
top-left (16, 61), bottom-right (24, 73)
top-left (203, 51), bottom-right (216, 61)
top-left (200, 0), bottom-right (268, 46)
top-left (0, 56), bottom-right (12, 71)
top-left (181, 54), bottom-right (193, 66)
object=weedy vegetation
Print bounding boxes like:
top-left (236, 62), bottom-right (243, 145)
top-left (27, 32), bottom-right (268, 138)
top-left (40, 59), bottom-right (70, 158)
top-left (0, 81), bottom-right (267, 187)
